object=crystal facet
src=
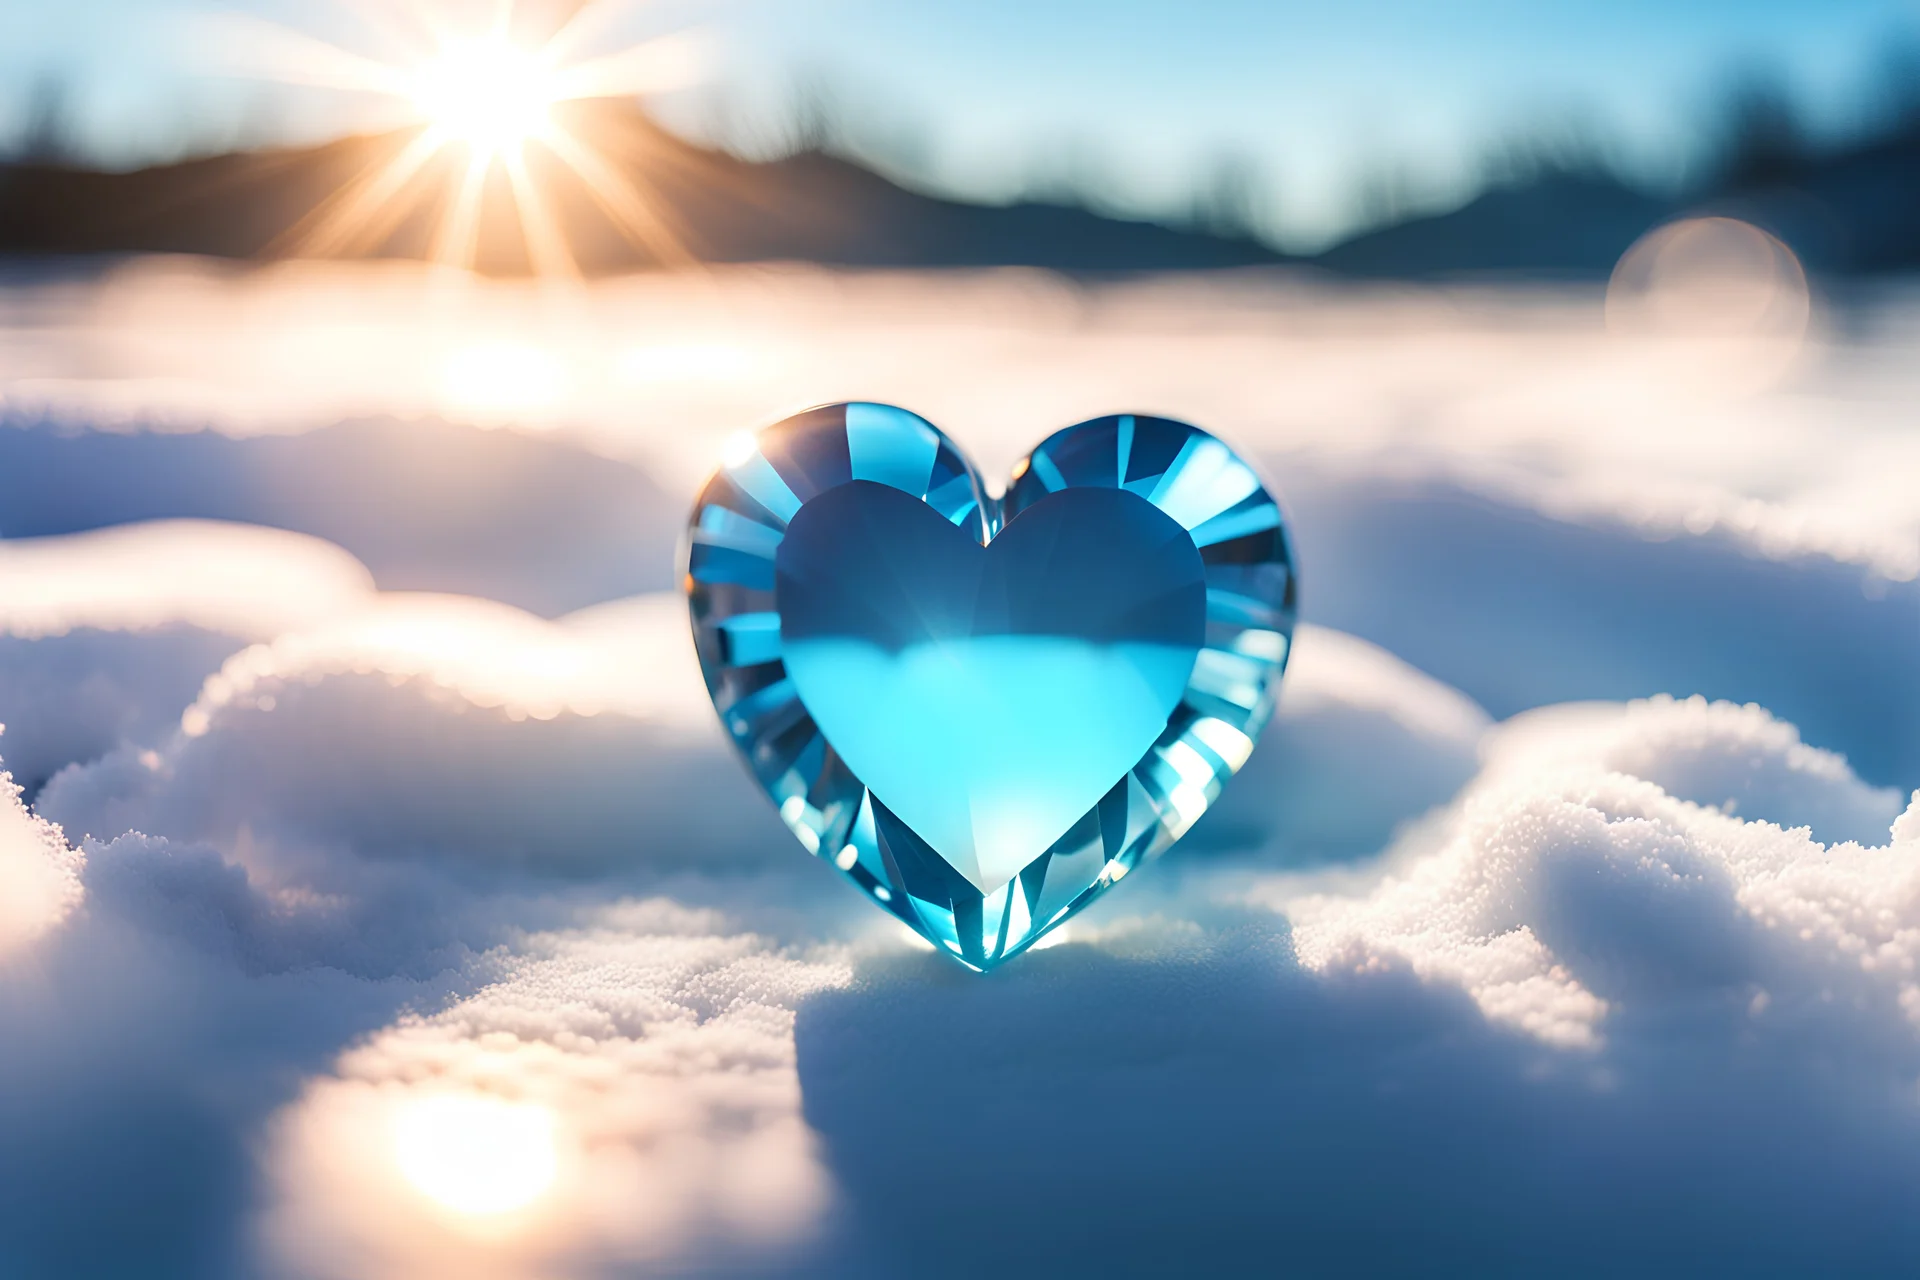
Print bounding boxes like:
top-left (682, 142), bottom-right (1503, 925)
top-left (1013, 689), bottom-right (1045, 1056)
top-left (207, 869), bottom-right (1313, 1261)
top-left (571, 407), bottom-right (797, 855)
top-left (684, 403), bottom-right (1296, 970)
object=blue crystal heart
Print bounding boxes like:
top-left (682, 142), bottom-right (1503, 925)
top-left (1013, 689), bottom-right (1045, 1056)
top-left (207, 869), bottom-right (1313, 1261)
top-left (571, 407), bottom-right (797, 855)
top-left (685, 403), bottom-right (1295, 970)
top-left (778, 481), bottom-right (1207, 892)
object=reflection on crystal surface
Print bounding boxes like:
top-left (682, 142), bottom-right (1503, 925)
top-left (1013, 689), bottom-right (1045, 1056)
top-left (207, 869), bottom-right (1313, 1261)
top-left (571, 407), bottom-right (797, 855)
top-left (685, 403), bottom-right (1294, 970)
top-left (779, 480), bottom-right (1204, 891)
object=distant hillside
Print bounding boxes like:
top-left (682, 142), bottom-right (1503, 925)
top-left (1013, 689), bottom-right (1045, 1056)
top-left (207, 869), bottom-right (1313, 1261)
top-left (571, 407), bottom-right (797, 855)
top-left (1320, 125), bottom-right (1920, 279)
top-left (0, 103), bottom-right (1283, 275)
top-left (1317, 173), bottom-right (1676, 278)
top-left (1696, 127), bottom-right (1920, 274)
top-left (1, 99), bottom-right (1915, 277)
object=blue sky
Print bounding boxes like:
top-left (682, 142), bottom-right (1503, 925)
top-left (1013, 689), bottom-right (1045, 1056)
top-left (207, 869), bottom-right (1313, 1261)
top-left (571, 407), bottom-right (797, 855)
top-left (2, 0), bottom-right (1915, 246)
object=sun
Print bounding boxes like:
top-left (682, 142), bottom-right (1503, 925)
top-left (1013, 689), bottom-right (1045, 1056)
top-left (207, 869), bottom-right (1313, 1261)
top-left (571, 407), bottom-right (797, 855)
top-left (411, 35), bottom-right (559, 160)
top-left (220, 1), bottom-right (700, 275)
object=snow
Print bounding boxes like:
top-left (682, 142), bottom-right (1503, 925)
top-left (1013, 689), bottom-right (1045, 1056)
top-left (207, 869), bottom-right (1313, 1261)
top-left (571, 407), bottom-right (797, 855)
top-left (1, 256), bottom-right (1917, 1277)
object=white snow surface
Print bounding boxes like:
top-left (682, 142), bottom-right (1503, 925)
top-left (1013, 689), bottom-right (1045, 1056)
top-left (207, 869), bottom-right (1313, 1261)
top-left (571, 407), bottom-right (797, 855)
top-left (1, 260), bottom-right (1918, 1278)
top-left (0, 519), bottom-right (375, 641)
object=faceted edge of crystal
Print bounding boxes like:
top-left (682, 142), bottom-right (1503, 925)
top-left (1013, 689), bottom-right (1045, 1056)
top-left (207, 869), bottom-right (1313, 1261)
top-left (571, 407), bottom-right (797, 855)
top-left (683, 404), bottom-right (1296, 971)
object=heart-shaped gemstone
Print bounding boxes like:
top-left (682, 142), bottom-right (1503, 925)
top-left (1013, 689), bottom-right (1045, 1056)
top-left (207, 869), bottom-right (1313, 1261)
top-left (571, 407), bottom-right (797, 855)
top-left (685, 403), bottom-right (1295, 969)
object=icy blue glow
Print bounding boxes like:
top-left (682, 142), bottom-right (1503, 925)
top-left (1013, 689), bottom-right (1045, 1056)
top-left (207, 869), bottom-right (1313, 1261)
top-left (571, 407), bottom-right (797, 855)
top-left (685, 403), bottom-right (1296, 970)
top-left (782, 638), bottom-right (1197, 892)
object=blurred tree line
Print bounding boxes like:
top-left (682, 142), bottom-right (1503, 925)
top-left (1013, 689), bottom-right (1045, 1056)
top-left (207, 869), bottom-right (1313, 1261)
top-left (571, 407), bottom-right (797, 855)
top-left (8, 27), bottom-right (1920, 266)
top-left (745, 34), bottom-right (1920, 254)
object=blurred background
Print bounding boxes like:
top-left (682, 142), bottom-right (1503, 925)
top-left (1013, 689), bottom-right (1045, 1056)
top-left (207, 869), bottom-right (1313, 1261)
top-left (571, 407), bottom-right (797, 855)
top-left (4, 2), bottom-right (1920, 1278)
top-left (4, 0), bottom-right (1920, 270)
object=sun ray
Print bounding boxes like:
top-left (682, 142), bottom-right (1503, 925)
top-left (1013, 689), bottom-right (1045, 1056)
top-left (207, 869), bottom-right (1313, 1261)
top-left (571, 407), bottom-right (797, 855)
top-left (201, 15), bottom-right (416, 97)
top-left (502, 145), bottom-right (580, 278)
top-left (276, 128), bottom-right (447, 258)
top-left (541, 0), bottom-right (658, 66)
top-left (549, 31), bottom-right (704, 101)
top-left (538, 125), bottom-right (693, 266)
top-left (431, 150), bottom-right (495, 269)
top-left (221, 0), bottom-right (700, 276)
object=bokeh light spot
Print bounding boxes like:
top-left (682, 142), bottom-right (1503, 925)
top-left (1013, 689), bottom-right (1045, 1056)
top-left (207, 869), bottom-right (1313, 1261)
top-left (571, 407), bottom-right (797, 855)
top-left (1606, 216), bottom-right (1811, 392)
top-left (1608, 216), bottom-right (1808, 338)
top-left (392, 1094), bottom-right (558, 1218)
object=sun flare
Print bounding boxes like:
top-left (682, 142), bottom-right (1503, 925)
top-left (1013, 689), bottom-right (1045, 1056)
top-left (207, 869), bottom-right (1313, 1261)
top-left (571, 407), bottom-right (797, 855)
top-left (226, 1), bottom-right (700, 275)
top-left (411, 36), bottom-right (560, 159)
